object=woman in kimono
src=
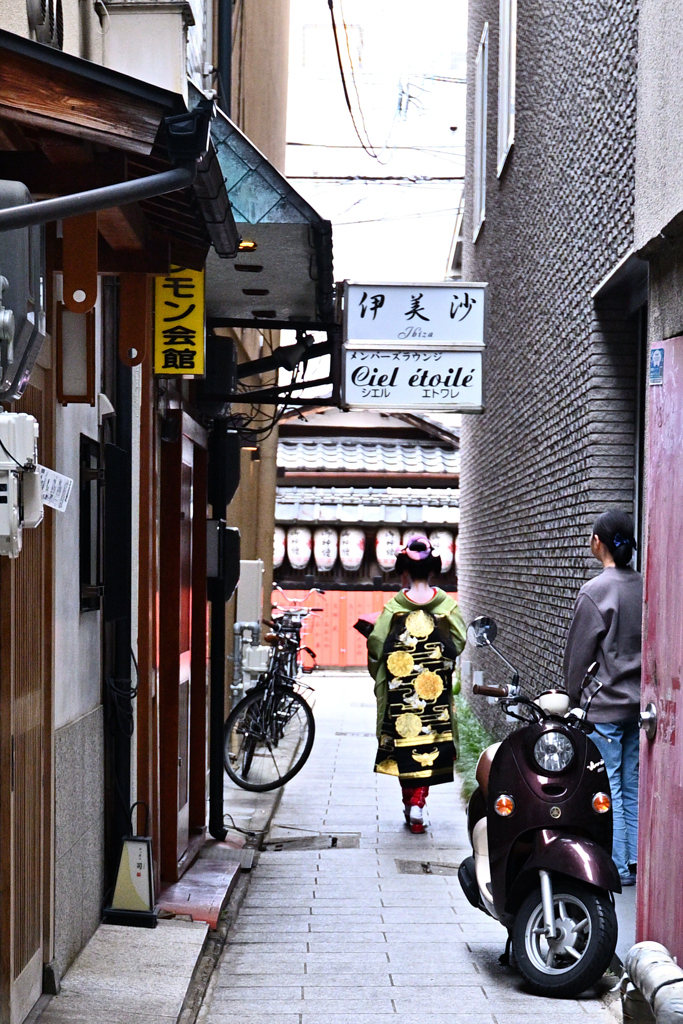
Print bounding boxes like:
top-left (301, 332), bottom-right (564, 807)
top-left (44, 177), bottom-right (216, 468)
top-left (367, 536), bottom-right (466, 833)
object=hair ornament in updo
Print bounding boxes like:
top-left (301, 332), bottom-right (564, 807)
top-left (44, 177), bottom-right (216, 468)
top-left (395, 535), bottom-right (433, 561)
top-left (613, 532), bottom-right (637, 550)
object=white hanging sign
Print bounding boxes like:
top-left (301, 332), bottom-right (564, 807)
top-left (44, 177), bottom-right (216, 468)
top-left (342, 281), bottom-right (486, 413)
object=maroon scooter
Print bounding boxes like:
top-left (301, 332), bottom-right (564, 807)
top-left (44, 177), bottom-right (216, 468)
top-left (458, 617), bottom-right (620, 998)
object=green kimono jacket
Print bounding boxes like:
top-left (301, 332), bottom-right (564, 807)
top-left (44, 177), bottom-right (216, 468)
top-left (367, 589), bottom-right (467, 742)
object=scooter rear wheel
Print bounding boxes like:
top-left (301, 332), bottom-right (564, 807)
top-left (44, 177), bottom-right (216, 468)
top-left (512, 878), bottom-right (617, 998)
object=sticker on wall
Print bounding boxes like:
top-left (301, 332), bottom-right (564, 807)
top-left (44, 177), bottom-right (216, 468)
top-left (314, 527), bottom-right (338, 572)
top-left (375, 527), bottom-right (401, 571)
top-left (339, 528), bottom-right (366, 570)
top-left (286, 526), bottom-right (312, 569)
top-left (273, 526), bottom-right (286, 569)
top-left (39, 465), bottom-right (73, 512)
top-left (649, 347), bottom-right (664, 386)
top-left (429, 530), bottom-right (455, 573)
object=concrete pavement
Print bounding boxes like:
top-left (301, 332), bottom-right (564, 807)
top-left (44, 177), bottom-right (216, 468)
top-left (199, 671), bottom-right (620, 1024)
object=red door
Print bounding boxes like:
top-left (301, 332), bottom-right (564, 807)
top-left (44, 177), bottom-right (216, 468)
top-left (159, 413), bottom-right (208, 881)
top-left (638, 334), bottom-right (683, 960)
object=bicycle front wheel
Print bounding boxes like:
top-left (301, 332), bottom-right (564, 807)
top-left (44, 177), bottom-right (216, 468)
top-left (223, 685), bottom-right (315, 792)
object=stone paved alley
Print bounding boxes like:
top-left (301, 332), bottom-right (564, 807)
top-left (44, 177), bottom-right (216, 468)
top-left (198, 673), bottom-right (620, 1024)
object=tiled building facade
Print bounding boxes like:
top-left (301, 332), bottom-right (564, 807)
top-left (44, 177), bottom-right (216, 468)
top-left (459, 0), bottom-right (643, 729)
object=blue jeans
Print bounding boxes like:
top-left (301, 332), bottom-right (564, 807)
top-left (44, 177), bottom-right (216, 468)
top-left (592, 721), bottom-right (639, 878)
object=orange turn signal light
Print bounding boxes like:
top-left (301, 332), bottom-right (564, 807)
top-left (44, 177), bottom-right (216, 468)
top-left (592, 792), bottom-right (611, 814)
top-left (494, 794), bottom-right (515, 816)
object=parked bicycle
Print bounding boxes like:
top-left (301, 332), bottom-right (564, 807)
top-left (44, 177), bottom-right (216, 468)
top-left (222, 592), bottom-right (323, 792)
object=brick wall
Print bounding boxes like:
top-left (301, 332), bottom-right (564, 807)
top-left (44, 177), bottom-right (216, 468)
top-left (459, 0), bottom-right (639, 734)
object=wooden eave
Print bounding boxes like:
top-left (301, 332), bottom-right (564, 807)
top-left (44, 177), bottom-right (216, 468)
top-left (0, 30), bottom-right (183, 154)
top-left (0, 31), bottom-right (236, 268)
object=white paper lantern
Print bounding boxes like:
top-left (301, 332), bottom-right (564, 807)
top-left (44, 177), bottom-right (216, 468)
top-left (455, 539), bottom-right (460, 574)
top-left (314, 527), bottom-right (338, 572)
top-left (339, 528), bottom-right (365, 571)
top-left (273, 526), bottom-right (286, 569)
top-left (429, 530), bottom-right (455, 573)
top-left (286, 526), bottom-right (312, 570)
top-left (402, 528), bottom-right (424, 549)
top-left (375, 527), bottom-right (401, 571)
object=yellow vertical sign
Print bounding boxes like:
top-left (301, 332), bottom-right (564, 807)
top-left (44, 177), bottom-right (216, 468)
top-left (154, 265), bottom-right (205, 375)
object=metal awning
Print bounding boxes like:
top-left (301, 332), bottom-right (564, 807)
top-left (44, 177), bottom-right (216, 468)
top-left (202, 104), bottom-right (335, 328)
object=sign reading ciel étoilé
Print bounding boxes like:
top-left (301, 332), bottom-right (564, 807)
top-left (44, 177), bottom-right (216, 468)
top-left (342, 282), bottom-right (487, 412)
top-left (154, 266), bottom-right (205, 376)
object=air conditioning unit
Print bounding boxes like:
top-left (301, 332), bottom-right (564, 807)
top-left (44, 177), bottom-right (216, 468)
top-left (0, 181), bottom-right (47, 402)
top-left (0, 412), bottom-right (43, 558)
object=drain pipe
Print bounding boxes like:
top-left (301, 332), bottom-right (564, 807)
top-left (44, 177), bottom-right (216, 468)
top-left (0, 165), bottom-right (196, 231)
top-left (625, 942), bottom-right (683, 1023)
top-left (217, 0), bottom-right (231, 115)
top-left (0, 100), bottom-right (215, 231)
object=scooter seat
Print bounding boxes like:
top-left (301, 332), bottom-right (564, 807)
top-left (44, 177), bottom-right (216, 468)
top-left (475, 742), bottom-right (502, 800)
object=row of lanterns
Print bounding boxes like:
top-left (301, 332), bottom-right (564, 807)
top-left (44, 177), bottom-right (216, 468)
top-left (274, 526), bottom-right (456, 574)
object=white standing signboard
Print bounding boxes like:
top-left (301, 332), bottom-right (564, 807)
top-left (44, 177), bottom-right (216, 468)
top-left (342, 281), bottom-right (487, 413)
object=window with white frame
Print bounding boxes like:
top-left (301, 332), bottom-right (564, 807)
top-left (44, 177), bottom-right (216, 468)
top-left (497, 0), bottom-right (517, 175)
top-left (473, 23), bottom-right (489, 242)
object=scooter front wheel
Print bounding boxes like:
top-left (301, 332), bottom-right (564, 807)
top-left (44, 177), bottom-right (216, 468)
top-left (512, 878), bottom-right (617, 998)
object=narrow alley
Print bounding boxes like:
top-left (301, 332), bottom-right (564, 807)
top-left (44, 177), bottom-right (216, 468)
top-left (199, 674), bottom-right (619, 1024)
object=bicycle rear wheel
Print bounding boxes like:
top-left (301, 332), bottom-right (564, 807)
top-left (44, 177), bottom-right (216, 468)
top-left (223, 685), bottom-right (315, 792)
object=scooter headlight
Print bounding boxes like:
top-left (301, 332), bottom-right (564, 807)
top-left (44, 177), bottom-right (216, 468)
top-left (533, 730), bottom-right (574, 773)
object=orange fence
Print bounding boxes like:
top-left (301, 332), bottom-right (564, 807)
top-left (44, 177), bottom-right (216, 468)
top-left (278, 589), bottom-right (458, 668)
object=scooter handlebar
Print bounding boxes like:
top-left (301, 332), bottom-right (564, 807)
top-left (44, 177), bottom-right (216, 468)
top-left (472, 684), bottom-right (509, 698)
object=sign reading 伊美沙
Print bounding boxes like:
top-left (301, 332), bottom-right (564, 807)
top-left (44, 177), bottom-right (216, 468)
top-left (342, 281), bottom-right (487, 412)
top-left (154, 266), bottom-right (205, 376)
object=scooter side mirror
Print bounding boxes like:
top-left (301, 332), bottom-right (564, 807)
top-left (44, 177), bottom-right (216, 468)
top-left (581, 661), bottom-right (600, 687)
top-left (467, 616), bottom-right (498, 648)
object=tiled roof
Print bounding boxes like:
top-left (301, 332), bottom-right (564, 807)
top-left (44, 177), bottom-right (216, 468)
top-left (277, 439), bottom-right (460, 475)
top-left (275, 486), bottom-right (460, 525)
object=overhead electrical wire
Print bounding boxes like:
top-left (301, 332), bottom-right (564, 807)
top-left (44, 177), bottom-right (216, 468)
top-left (338, 0), bottom-right (379, 158)
top-left (326, 0), bottom-right (381, 160)
top-left (288, 174), bottom-right (464, 181)
top-left (287, 142), bottom-right (464, 151)
top-left (336, 205), bottom-right (462, 225)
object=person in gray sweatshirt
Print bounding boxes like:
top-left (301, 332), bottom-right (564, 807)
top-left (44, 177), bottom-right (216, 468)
top-left (563, 510), bottom-right (642, 886)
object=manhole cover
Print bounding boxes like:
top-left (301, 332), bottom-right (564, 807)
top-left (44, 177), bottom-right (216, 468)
top-left (264, 833), bottom-right (361, 851)
top-left (395, 858), bottom-right (460, 875)
top-left (335, 731), bottom-right (375, 737)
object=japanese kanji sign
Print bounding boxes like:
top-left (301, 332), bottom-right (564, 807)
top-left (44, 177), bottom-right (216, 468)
top-left (342, 281), bottom-right (487, 412)
top-left (344, 282), bottom-right (486, 346)
top-left (154, 266), bottom-right (205, 376)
